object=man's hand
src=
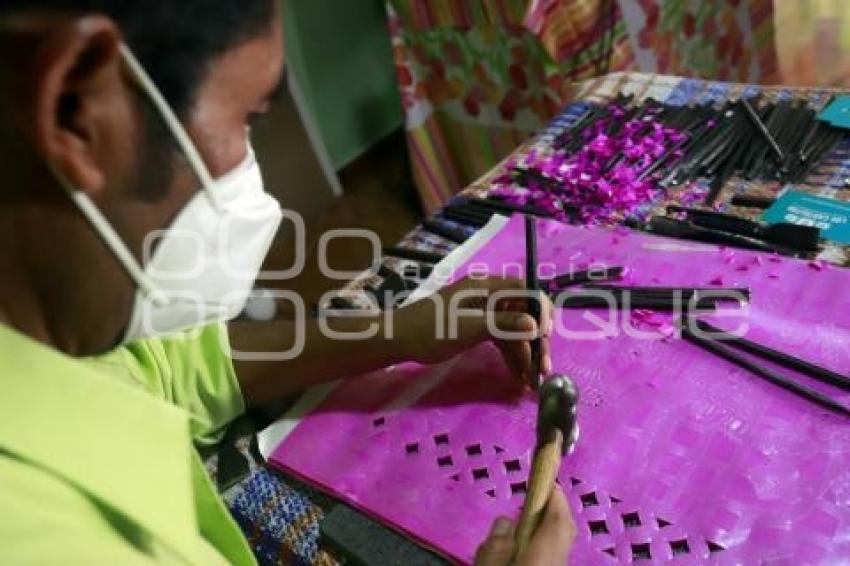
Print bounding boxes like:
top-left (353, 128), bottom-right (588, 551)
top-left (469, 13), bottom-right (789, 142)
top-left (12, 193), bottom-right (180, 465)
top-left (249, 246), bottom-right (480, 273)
top-left (474, 487), bottom-right (575, 566)
top-left (395, 276), bottom-right (553, 389)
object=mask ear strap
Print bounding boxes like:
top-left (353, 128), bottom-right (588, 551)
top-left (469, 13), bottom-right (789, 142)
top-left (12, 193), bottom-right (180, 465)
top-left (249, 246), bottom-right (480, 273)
top-left (52, 166), bottom-right (167, 307)
top-left (119, 44), bottom-right (222, 211)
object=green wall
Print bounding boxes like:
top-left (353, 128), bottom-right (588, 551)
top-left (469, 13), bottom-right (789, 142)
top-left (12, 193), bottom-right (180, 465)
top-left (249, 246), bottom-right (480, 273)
top-left (283, 0), bottom-right (404, 170)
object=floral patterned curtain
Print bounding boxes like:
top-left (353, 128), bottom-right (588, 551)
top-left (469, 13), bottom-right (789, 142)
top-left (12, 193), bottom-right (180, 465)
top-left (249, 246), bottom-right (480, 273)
top-left (388, 0), bottom-right (777, 213)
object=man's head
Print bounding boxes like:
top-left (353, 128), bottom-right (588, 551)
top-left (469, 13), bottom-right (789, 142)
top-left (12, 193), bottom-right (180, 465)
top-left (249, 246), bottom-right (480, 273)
top-left (0, 1), bottom-right (283, 354)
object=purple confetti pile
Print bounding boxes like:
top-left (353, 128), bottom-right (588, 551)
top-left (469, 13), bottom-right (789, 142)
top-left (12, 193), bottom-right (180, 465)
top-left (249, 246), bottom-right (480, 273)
top-left (489, 104), bottom-right (686, 224)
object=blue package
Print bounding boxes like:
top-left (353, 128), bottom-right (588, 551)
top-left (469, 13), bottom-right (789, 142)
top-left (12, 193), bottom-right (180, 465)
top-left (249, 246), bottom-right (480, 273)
top-left (817, 95), bottom-right (850, 129)
top-left (762, 190), bottom-right (850, 244)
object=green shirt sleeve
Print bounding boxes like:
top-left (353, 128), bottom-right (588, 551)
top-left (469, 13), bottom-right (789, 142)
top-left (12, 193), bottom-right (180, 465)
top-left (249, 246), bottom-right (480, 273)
top-left (86, 323), bottom-right (245, 446)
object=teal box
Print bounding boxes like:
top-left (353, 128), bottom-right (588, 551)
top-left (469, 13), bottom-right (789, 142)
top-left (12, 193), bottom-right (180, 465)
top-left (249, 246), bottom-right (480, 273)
top-left (817, 95), bottom-right (850, 129)
top-left (762, 190), bottom-right (850, 244)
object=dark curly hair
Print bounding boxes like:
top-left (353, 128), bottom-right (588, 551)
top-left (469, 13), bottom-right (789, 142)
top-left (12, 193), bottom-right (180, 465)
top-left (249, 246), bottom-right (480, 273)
top-left (0, 0), bottom-right (277, 116)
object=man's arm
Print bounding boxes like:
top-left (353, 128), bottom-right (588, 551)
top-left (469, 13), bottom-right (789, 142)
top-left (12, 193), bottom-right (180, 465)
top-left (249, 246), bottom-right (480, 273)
top-left (229, 314), bottom-right (403, 407)
top-left (230, 277), bottom-right (551, 408)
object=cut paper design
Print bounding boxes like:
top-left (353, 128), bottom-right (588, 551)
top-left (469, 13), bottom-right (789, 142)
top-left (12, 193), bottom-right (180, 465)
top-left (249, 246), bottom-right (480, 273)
top-left (271, 215), bottom-right (850, 563)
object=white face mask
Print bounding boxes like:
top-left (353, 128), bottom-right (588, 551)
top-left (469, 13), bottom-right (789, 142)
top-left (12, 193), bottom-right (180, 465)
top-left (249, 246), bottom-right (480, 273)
top-left (57, 45), bottom-right (282, 344)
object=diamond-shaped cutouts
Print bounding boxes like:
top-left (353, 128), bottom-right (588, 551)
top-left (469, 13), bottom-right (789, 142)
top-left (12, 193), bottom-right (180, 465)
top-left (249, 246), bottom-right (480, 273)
top-left (580, 492), bottom-right (599, 507)
top-left (466, 444), bottom-right (483, 457)
top-left (430, 462), bottom-right (724, 558)
top-left (622, 512), bottom-right (641, 528)
top-left (670, 539), bottom-right (690, 555)
top-left (631, 543), bottom-right (651, 561)
top-left (472, 467), bottom-right (489, 481)
top-left (708, 541), bottom-right (724, 553)
top-left (510, 481), bottom-right (527, 495)
top-left (393, 437), bottom-right (729, 560)
top-left (549, 477), bottom-right (724, 559)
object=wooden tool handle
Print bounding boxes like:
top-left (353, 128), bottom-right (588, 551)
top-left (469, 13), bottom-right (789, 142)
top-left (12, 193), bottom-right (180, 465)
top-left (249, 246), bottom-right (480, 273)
top-left (514, 428), bottom-right (564, 557)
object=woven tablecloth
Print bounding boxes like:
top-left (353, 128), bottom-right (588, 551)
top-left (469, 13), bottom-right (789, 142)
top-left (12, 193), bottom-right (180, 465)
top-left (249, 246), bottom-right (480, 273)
top-left (215, 72), bottom-right (850, 565)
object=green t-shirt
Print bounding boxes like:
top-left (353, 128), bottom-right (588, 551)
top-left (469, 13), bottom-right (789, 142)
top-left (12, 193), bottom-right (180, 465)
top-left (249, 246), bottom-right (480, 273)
top-left (0, 322), bottom-right (255, 565)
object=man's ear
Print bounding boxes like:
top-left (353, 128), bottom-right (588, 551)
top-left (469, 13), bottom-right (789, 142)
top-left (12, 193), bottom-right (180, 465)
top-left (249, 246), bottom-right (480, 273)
top-left (28, 15), bottom-right (126, 195)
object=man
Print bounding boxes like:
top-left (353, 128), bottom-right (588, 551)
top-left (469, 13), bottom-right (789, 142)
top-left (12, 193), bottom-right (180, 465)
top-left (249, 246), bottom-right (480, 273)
top-left (0, 1), bottom-right (573, 563)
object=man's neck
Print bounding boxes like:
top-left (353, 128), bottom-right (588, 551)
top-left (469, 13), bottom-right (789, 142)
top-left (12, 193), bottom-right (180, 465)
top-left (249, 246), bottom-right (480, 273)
top-left (0, 274), bottom-right (56, 350)
top-left (0, 207), bottom-right (64, 351)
